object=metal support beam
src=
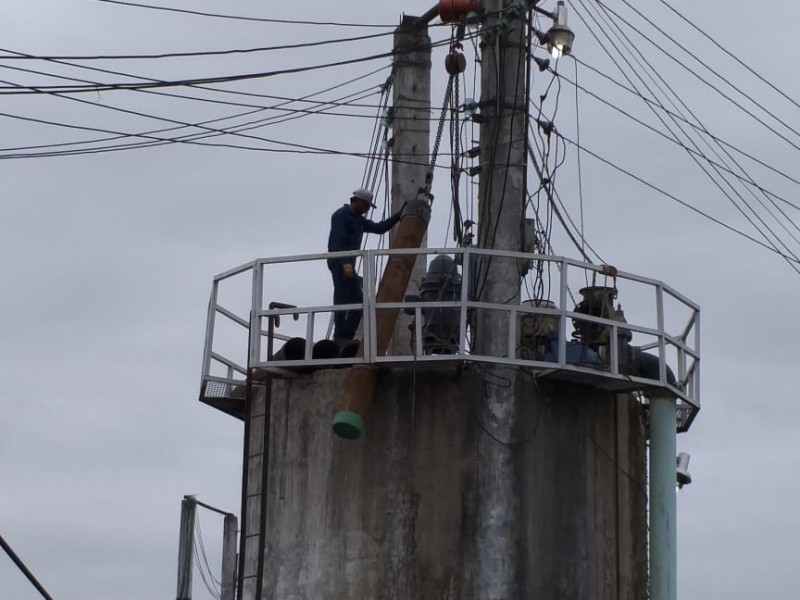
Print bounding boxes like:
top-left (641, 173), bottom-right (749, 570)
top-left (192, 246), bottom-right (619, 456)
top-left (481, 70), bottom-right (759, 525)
top-left (649, 396), bottom-right (678, 600)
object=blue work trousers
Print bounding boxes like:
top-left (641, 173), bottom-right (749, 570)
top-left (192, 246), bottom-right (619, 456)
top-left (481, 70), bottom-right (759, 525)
top-left (329, 263), bottom-right (363, 340)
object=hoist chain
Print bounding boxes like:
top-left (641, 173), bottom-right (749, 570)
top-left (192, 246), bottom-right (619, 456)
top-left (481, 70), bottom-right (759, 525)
top-left (421, 73), bottom-right (456, 201)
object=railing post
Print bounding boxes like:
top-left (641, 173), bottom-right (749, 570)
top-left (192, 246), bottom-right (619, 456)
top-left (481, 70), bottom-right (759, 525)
top-left (201, 281), bottom-right (219, 380)
top-left (459, 246), bottom-right (470, 357)
top-left (693, 309), bottom-right (701, 404)
top-left (305, 310), bottom-right (315, 360)
top-left (656, 284), bottom-right (667, 383)
top-left (610, 322), bottom-right (619, 374)
top-left (250, 262), bottom-right (263, 368)
top-left (362, 250), bottom-right (375, 361)
top-left (558, 258), bottom-right (568, 366)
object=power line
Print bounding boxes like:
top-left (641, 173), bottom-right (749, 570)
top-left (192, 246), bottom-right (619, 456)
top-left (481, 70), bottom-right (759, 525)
top-left (0, 45), bottom-right (396, 109)
top-left (0, 31), bottom-right (395, 61)
top-left (0, 69), bottom-right (376, 158)
top-left (555, 131), bottom-right (800, 267)
top-left (561, 65), bottom-right (800, 215)
top-left (573, 0), bottom-right (800, 269)
top-left (589, 1), bottom-right (800, 245)
top-left (0, 52), bottom-right (396, 94)
top-left (0, 35), bottom-right (467, 96)
top-left (0, 54), bottom-right (396, 157)
top-left (0, 54), bottom-right (387, 115)
top-left (597, 0), bottom-right (800, 153)
top-left (86, 0), bottom-right (399, 27)
top-left (0, 66), bottom-right (387, 154)
top-left (652, 0), bottom-right (800, 113)
top-left (0, 533), bottom-right (56, 600)
top-left (566, 57), bottom-right (800, 210)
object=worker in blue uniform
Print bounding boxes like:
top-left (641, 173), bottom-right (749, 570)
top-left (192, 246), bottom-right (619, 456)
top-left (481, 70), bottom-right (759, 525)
top-left (327, 188), bottom-right (403, 345)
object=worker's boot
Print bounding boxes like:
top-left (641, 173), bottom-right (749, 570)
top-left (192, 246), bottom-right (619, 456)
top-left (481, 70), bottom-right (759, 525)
top-left (333, 335), bottom-right (353, 352)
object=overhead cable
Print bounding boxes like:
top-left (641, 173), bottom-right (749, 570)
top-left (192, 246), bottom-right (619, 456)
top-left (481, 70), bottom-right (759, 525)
top-left (0, 533), bottom-right (57, 600)
top-left (566, 57), bottom-right (800, 209)
top-left (588, 0), bottom-right (800, 250)
top-left (555, 131), bottom-right (800, 268)
top-left (0, 45), bottom-right (395, 109)
top-left (0, 55), bottom-right (390, 116)
top-left (0, 68), bottom-right (386, 154)
top-left (0, 35), bottom-right (468, 95)
top-left (573, 0), bottom-right (800, 268)
top-left (596, 0), bottom-right (800, 152)
top-left (646, 0), bottom-right (800, 113)
top-left (0, 31), bottom-right (395, 61)
top-left (86, 0), bottom-right (398, 27)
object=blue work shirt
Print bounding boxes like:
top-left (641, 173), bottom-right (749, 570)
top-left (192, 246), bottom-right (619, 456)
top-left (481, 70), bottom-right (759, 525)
top-left (327, 204), bottom-right (401, 268)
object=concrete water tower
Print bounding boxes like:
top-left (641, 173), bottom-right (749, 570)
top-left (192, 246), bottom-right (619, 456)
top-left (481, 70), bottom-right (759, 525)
top-left (197, 3), bottom-right (700, 599)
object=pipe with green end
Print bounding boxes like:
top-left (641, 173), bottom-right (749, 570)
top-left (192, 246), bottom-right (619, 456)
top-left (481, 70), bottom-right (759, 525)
top-left (333, 200), bottom-right (431, 439)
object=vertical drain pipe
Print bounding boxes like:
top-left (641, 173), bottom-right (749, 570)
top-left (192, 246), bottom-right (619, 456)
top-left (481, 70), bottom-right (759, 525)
top-left (333, 200), bottom-right (431, 439)
top-left (649, 395), bottom-right (677, 600)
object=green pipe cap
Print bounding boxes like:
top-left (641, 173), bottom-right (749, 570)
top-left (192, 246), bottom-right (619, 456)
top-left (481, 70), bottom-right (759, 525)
top-left (333, 411), bottom-right (363, 440)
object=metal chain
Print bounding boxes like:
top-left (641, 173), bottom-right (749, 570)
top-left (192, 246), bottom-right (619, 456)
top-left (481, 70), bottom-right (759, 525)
top-left (423, 73), bottom-right (456, 197)
top-left (451, 72), bottom-right (464, 244)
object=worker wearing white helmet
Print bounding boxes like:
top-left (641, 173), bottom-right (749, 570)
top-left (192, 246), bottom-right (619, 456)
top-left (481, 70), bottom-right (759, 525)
top-left (327, 188), bottom-right (402, 345)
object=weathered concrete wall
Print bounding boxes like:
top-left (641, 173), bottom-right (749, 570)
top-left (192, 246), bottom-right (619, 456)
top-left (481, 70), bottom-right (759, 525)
top-left (241, 368), bottom-right (646, 600)
top-left (521, 383), bottom-right (648, 599)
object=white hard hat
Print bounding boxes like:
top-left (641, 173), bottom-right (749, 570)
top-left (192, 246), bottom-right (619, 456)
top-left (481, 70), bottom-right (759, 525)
top-left (351, 188), bottom-right (377, 208)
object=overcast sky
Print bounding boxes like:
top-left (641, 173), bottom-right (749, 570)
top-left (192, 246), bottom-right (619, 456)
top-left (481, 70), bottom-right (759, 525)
top-left (1, 1), bottom-right (799, 599)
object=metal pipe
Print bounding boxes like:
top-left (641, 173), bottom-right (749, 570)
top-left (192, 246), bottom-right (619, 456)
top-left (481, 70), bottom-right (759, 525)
top-left (272, 337), bottom-right (307, 361)
top-left (410, 5), bottom-right (440, 30)
top-left (312, 339), bottom-right (341, 359)
top-left (333, 201), bottom-right (431, 439)
top-left (649, 396), bottom-right (677, 600)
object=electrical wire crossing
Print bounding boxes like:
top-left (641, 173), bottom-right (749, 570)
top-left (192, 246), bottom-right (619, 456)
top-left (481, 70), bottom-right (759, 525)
top-left (0, 533), bottom-right (57, 600)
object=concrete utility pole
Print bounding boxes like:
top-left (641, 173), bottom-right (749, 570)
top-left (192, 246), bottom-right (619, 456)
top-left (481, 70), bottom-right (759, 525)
top-left (471, 2), bottom-right (648, 598)
top-left (472, 1), bottom-right (527, 596)
top-left (176, 497), bottom-right (196, 600)
top-left (389, 17), bottom-right (432, 355)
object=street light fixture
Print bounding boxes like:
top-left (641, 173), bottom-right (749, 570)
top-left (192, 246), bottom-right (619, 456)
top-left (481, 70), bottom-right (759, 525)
top-left (546, 1), bottom-right (575, 58)
top-left (533, 1), bottom-right (575, 58)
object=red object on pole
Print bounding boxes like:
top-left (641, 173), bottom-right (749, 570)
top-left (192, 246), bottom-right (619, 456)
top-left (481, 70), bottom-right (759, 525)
top-left (438, 0), bottom-right (483, 22)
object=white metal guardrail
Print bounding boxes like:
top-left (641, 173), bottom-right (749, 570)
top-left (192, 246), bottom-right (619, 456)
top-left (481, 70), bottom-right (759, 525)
top-left (200, 248), bottom-right (700, 430)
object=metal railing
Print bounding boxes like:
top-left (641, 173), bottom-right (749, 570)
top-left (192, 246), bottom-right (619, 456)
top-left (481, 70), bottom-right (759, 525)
top-left (200, 247), bottom-right (700, 429)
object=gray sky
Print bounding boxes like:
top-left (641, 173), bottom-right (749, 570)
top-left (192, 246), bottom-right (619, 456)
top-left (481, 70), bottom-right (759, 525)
top-left (1, 1), bottom-right (799, 599)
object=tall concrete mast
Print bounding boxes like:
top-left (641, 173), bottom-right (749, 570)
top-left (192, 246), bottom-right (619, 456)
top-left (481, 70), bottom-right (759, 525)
top-left (472, 2), bottom-right (648, 597)
top-left (473, 0), bottom-right (527, 596)
top-left (389, 18), bottom-right (431, 354)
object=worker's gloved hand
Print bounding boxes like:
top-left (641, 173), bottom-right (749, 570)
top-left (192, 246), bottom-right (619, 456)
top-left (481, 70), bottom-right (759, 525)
top-left (342, 263), bottom-right (355, 281)
top-left (391, 204), bottom-right (405, 223)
